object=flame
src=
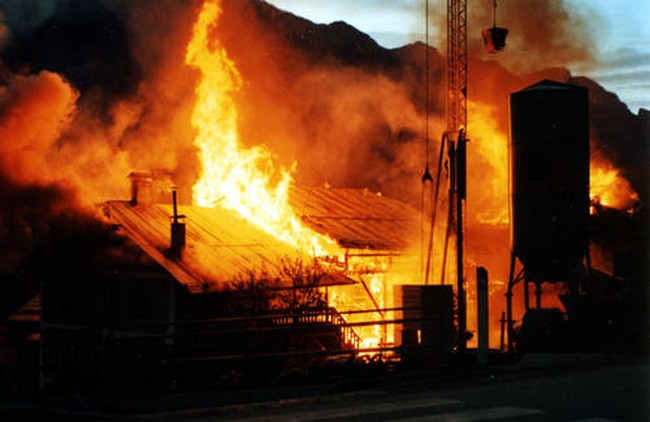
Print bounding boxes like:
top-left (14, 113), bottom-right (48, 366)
top-left (183, 2), bottom-right (640, 353)
top-left (590, 158), bottom-right (638, 212)
top-left (327, 254), bottom-right (401, 350)
top-left (467, 101), bottom-right (510, 226)
top-left (185, 0), bottom-right (337, 255)
top-left (462, 101), bottom-right (637, 348)
top-left (466, 101), bottom-right (640, 219)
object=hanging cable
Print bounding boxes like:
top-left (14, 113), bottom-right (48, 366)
top-left (424, 132), bottom-right (448, 285)
top-left (425, 0), bottom-right (430, 168)
top-left (420, 0), bottom-right (433, 281)
top-left (422, 0), bottom-right (433, 185)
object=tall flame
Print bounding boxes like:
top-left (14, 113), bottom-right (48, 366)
top-left (185, 0), bottom-right (337, 255)
top-left (183, 1), bottom-right (640, 353)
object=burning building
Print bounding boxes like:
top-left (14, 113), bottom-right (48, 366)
top-left (0, 0), bottom-right (647, 396)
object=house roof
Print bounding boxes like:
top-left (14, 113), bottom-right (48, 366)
top-left (105, 187), bottom-right (419, 292)
top-left (290, 186), bottom-right (419, 251)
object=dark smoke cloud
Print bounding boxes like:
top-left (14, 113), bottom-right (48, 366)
top-left (0, 13), bottom-right (8, 50)
top-left (0, 0), bottom-right (197, 313)
top-left (109, 0), bottom-right (202, 203)
top-left (1, 0), bottom-right (141, 102)
top-left (0, 0), bottom-right (204, 204)
top-left (0, 167), bottom-right (165, 318)
top-left (0, 172), bottom-right (73, 271)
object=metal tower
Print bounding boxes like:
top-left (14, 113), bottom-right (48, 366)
top-left (447, 0), bottom-right (468, 355)
top-left (421, 0), bottom-right (469, 355)
top-left (447, 0), bottom-right (467, 134)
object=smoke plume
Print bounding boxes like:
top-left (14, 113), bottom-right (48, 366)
top-left (468, 0), bottom-right (600, 72)
top-left (0, 0), bottom-right (644, 292)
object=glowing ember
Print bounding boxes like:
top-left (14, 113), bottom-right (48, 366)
top-left (185, 0), bottom-right (337, 256)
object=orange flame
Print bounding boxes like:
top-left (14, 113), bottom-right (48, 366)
top-left (333, 256), bottom-right (390, 349)
top-left (590, 158), bottom-right (638, 212)
top-left (185, 0), bottom-right (337, 256)
top-left (467, 101), bottom-right (510, 226)
top-left (183, 2), bottom-right (640, 353)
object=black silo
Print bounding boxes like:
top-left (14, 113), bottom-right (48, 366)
top-left (510, 80), bottom-right (589, 282)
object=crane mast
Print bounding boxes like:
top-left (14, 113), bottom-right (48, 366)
top-left (447, 0), bottom-right (467, 133)
top-left (447, 0), bottom-right (468, 355)
top-left (427, 0), bottom-right (506, 356)
top-left (421, 0), bottom-right (469, 356)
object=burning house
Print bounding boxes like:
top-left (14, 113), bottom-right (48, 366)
top-left (31, 178), bottom-right (422, 392)
top-left (0, 0), bottom-right (647, 397)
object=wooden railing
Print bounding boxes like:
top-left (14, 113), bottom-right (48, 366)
top-left (269, 307), bottom-right (361, 350)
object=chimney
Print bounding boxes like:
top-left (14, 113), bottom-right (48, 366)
top-left (128, 171), bottom-right (154, 206)
top-left (169, 187), bottom-right (186, 258)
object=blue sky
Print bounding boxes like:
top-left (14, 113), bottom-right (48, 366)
top-left (267, 0), bottom-right (650, 113)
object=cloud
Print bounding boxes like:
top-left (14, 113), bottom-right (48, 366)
top-left (589, 70), bottom-right (650, 85)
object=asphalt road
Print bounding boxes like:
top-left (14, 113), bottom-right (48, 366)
top-left (167, 359), bottom-right (649, 421)
top-left (1, 354), bottom-right (648, 421)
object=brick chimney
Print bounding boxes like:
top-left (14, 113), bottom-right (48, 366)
top-left (128, 171), bottom-right (154, 206)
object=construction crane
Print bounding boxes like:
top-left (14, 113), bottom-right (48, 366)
top-left (421, 0), bottom-right (468, 355)
top-left (447, 0), bottom-right (467, 134)
top-left (423, 0), bottom-right (507, 356)
top-left (447, 0), bottom-right (468, 356)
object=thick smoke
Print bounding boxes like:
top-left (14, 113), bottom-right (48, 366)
top-left (214, 0), bottom-right (437, 202)
top-left (0, 13), bottom-right (8, 50)
top-left (0, 70), bottom-right (76, 184)
top-left (0, 0), bottom-right (205, 206)
top-left (0, 0), bottom-right (644, 288)
top-left (468, 0), bottom-right (599, 72)
top-left (0, 0), bottom-right (620, 207)
top-left (0, 0), bottom-right (644, 344)
top-left (107, 0), bottom-right (203, 203)
top-left (0, 0), bottom-right (192, 295)
top-left (0, 66), bottom-right (143, 279)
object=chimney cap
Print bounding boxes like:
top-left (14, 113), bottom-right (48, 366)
top-left (128, 171), bottom-right (153, 181)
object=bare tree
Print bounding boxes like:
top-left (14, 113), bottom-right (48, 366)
top-left (228, 257), bottom-right (328, 314)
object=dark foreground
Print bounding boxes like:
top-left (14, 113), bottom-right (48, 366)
top-left (1, 353), bottom-right (648, 421)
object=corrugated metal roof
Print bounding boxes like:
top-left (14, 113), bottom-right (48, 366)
top-left (107, 201), bottom-right (299, 292)
top-left (290, 186), bottom-right (419, 251)
top-left (106, 187), bottom-right (419, 292)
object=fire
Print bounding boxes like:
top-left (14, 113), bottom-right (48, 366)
top-left (183, 1), bottom-right (641, 354)
top-left (185, 0), bottom-right (337, 256)
top-left (467, 101), bottom-right (510, 226)
top-left (590, 157), bottom-right (638, 212)
top-left (185, 0), bottom-right (396, 351)
top-left (327, 254), bottom-right (406, 350)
